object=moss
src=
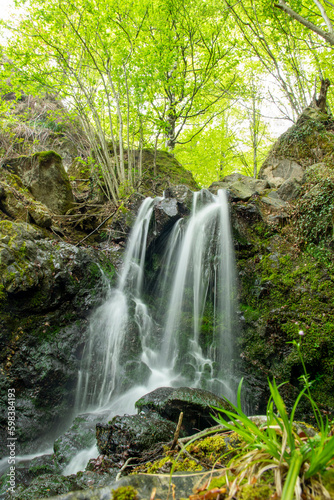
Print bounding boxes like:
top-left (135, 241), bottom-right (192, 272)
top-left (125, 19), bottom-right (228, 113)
top-left (144, 455), bottom-right (202, 474)
top-left (238, 208), bottom-right (334, 413)
top-left (268, 115), bottom-right (334, 166)
top-left (322, 469), bottom-right (334, 497)
top-left (188, 433), bottom-right (238, 466)
top-left (112, 486), bottom-right (138, 500)
top-left (35, 150), bottom-right (62, 163)
top-left (136, 149), bottom-right (199, 197)
top-left (238, 483), bottom-right (274, 500)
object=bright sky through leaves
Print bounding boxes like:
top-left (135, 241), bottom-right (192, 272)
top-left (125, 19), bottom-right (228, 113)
top-left (0, 0), bottom-right (15, 20)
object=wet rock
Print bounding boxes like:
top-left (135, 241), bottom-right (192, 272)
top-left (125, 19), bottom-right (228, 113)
top-left (3, 151), bottom-right (74, 215)
top-left (2, 473), bottom-right (83, 499)
top-left (0, 221), bottom-right (116, 457)
top-left (163, 184), bottom-right (193, 207)
top-left (96, 412), bottom-right (176, 458)
top-left (119, 361), bottom-right (152, 392)
top-left (0, 453), bottom-right (62, 498)
top-left (54, 413), bottom-right (104, 467)
top-left (135, 386), bottom-right (232, 435)
top-left (40, 470), bottom-right (224, 500)
top-left (27, 454), bottom-right (61, 477)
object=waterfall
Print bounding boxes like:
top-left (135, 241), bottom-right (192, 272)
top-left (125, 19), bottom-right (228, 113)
top-left (76, 189), bottom-right (238, 413)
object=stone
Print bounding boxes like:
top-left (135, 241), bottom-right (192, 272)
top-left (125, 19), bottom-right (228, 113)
top-left (119, 361), bottom-right (152, 392)
top-left (163, 185), bottom-right (194, 206)
top-left (259, 158), bottom-right (304, 188)
top-left (34, 471), bottom-right (224, 500)
top-left (3, 151), bottom-right (74, 215)
top-left (209, 174), bottom-right (269, 201)
top-left (261, 192), bottom-right (287, 209)
top-left (0, 171), bottom-right (53, 228)
top-left (152, 193), bottom-right (190, 240)
top-left (277, 177), bottom-right (301, 201)
top-left (54, 413), bottom-right (105, 467)
top-left (135, 386), bottom-right (232, 435)
top-left (0, 220), bottom-right (117, 457)
top-left (1, 473), bottom-right (83, 499)
top-left (96, 412), bottom-right (176, 458)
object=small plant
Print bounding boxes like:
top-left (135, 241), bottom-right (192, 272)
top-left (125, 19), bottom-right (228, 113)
top-left (212, 340), bottom-right (334, 499)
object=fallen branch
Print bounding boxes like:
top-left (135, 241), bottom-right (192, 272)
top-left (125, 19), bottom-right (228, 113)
top-left (176, 424), bottom-right (226, 446)
top-left (115, 457), bottom-right (137, 481)
top-left (75, 207), bottom-right (119, 246)
top-left (170, 412), bottom-right (183, 450)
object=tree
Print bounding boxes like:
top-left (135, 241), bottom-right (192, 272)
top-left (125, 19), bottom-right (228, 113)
top-left (275, 0), bottom-right (334, 46)
top-left (174, 112), bottom-right (240, 186)
top-left (235, 78), bottom-right (272, 179)
top-left (223, 0), bottom-right (321, 121)
top-left (2, 0), bottom-right (155, 201)
top-left (141, 0), bottom-right (239, 150)
top-left (2, 0), bottom-right (241, 198)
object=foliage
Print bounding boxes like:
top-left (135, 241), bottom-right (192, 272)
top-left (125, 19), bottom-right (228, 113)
top-left (1, 0), bottom-right (334, 192)
top-left (212, 340), bottom-right (334, 499)
top-left (1, 0), bottom-right (239, 198)
top-left (294, 178), bottom-right (334, 246)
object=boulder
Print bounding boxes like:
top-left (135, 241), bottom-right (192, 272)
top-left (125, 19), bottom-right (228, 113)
top-left (32, 471), bottom-right (224, 500)
top-left (135, 386), bottom-right (231, 435)
top-left (259, 158), bottom-right (304, 188)
top-left (258, 107), bottom-right (334, 188)
top-left (209, 174), bottom-right (269, 201)
top-left (260, 191), bottom-right (287, 210)
top-left (277, 177), bottom-right (302, 201)
top-left (152, 186), bottom-right (192, 240)
top-left (0, 453), bottom-right (61, 498)
top-left (96, 412), bottom-right (176, 458)
top-left (1, 473), bottom-right (83, 499)
top-left (3, 151), bottom-right (74, 215)
top-left (163, 184), bottom-right (194, 207)
top-left (0, 171), bottom-right (52, 227)
top-left (54, 413), bottom-right (103, 467)
top-left (0, 220), bottom-right (116, 457)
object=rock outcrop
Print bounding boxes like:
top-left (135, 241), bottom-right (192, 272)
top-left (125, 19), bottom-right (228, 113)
top-left (96, 413), bottom-right (176, 458)
top-left (258, 106), bottom-right (334, 189)
top-left (0, 220), bottom-right (117, 457)
top-left (135, 386), bottom-right (231, 435)
top-left (2, 151), bottom-right (74, 215)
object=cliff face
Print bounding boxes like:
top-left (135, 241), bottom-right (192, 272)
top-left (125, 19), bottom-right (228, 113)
top-left (224, 107), bottom-right (334, 417)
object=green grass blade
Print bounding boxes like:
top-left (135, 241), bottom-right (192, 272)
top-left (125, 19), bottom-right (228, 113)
top-left (306, 435), bottom-right (334, 478)
top-left (281, 449), bottom-right (304, 500)
top-left (268, 379), bottom-right (295, 453)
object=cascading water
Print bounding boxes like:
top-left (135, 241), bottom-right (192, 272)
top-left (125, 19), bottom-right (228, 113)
top-left (76, 188), bottom-right (238, 415)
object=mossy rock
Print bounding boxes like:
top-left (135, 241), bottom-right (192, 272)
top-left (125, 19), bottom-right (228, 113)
top-left (96, 412), bottom-right (176, 458)
top-left (135, 386), bottom-right (234, 435)
top-left (136, 149), bottom-right (199, 197)
top-left (0, 170), bottom-right (52, 227)
top-left (259, 110), bottom-right (334, 188)
top-left (3, 151), bottom-right (74, 215)
top-left (3, 473), bottom-right (82, 499)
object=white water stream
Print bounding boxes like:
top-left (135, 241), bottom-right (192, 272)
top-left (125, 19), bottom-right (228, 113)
top-left (67, 189), bottom-right (238, 474)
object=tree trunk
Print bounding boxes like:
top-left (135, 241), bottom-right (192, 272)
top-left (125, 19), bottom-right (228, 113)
top-left (311, 78), bottom-right (331, 112)
top-left (165, 99), bottom-right (177, 151)
top-left (297, 78), bottom-right (331, 124)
